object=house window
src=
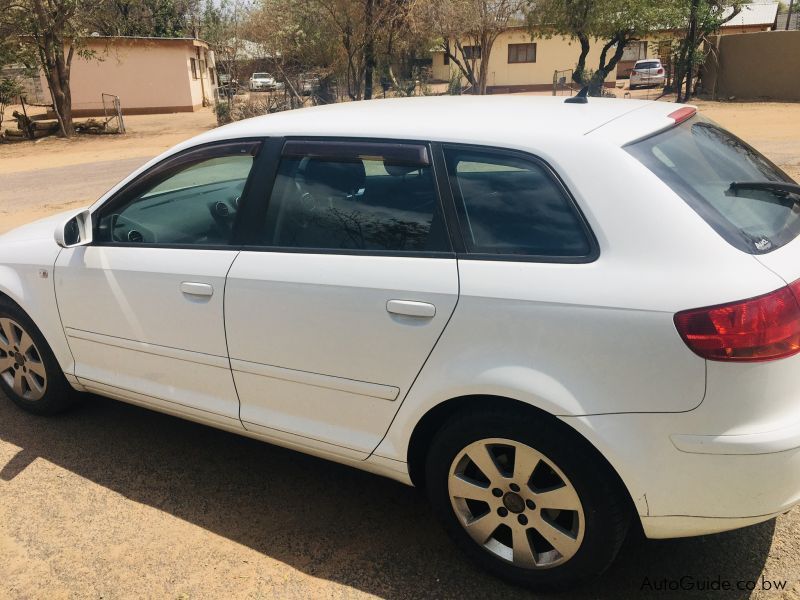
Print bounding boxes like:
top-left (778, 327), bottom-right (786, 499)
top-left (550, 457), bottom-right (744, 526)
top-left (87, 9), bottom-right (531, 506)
top-left (190, 57), bottom-right (198, 80)
top-left (209, 67), bottom-right (216, 84)
top-left (444, 52), bottom-right (450, 65)
top-left (463, 45), bottom-right (481, 60)
top-left (508, 43), bottom-right (536, 64)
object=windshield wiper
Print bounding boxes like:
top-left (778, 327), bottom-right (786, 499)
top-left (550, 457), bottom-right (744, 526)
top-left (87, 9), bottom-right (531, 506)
top-left (729, 181), bottom-right (800, 195)
top-left (726, 181), bottom-right (800, 208)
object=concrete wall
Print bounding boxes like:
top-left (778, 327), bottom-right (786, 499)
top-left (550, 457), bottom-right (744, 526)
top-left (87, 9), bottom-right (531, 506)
top-left (702, 30), bottom-right (800, 101)
top-left (41, 38), bottom-right (216, 116)
top-left (432, 29), bottom-right (617, 92)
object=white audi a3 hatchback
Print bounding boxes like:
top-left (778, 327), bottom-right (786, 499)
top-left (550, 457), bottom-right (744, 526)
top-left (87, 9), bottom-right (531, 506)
top-left (1, 96), bottom-right (799, 589)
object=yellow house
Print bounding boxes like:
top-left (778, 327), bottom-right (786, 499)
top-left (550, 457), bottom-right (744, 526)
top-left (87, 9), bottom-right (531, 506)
top-left (432, 27), bottom-right (617, 93)
top-left (39, 36), bottom-right (218, 116)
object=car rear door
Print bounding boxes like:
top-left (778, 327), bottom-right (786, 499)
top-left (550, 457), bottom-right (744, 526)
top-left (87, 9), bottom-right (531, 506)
top-left (224, 138), bottom-right (459, 459)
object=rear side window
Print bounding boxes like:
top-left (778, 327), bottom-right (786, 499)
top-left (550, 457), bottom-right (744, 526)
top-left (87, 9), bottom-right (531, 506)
top-left (627, 115), bottom-right (799, 254)
top-left (260, 140), bottom-right (450, 253)
top-left (443, 147), bottom-right (594, 259)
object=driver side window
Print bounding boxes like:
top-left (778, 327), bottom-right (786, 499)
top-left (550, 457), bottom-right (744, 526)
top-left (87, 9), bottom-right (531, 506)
top-left (96, 141), bottom-right (260, 246)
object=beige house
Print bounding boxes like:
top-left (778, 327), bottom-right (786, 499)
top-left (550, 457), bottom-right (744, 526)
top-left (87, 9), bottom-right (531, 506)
top-left (41, 36), bottom-right (217, 117)
top-left (432, 28), bottom-right (616, 93)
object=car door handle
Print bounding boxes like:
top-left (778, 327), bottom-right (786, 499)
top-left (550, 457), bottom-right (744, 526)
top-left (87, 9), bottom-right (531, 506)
top-left (386, 300), bottom-right (436, 318)
top-left (180, 282), bottom-right (214, 297)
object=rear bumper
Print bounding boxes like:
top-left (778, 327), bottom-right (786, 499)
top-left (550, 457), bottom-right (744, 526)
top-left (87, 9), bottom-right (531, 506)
top-left (562, 412), bottom-right (800, 538)
top-left (641, 511), bottom-right (789, 539)
top-left (670, 418), bottom-right (800, 455)
top-left (630, 76), bottom-right (665, 86)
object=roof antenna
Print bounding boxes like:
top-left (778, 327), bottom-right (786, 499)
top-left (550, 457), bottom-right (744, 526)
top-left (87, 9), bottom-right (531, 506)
top-left (565, 85), bottom-right (589, 104)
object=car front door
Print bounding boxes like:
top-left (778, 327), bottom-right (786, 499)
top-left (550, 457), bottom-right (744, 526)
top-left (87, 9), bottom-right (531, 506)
top-left (55, 140), bottom-right (263, 428)
top-left (224, 139), bottom-right (459, 459)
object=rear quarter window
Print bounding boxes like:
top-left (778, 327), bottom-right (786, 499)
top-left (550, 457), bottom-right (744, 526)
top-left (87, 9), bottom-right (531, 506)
top-left (626, 115), bottom-right (800, 254)
top-left (443, 146), bottom-right (595, 260)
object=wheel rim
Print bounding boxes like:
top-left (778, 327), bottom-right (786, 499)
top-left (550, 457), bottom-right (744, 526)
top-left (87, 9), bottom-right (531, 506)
top-left (0, 318), bottom-right (47, 401)
top-left (448, 437), bottom-right (585, 570)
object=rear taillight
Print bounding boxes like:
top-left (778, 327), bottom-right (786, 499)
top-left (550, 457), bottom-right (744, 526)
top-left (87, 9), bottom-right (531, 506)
top-left (657, 68), bottom-right (664, 75)
top-left (630, 70), bottom-right (638, 76)
top-left (674, 280), bottom-right (800, 362)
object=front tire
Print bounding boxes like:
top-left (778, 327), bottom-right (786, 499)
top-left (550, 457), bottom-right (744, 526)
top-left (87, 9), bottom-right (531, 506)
top-left (426, 408), bottom-right (630, 590)
top-left (0, 300), bottom-right (76, 415)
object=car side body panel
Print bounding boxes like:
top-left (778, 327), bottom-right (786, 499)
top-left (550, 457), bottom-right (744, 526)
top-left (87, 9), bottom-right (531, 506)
top-left (0, 214), bottom-right (78, 383)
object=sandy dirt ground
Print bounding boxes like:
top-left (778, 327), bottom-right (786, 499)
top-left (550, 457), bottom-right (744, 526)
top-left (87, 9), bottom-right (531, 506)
top-left (1, 395), bottom-right (798, 600)
top-left (0, 107), bottom-right (217, 234)
top-left (1, 98), bottom-right (799, 599)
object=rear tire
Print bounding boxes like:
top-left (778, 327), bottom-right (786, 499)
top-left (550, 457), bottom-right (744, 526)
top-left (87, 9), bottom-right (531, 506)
top-left (425, 408), bottom-right (630, 590)
top-left (0, 299), bottom-right (76, 415)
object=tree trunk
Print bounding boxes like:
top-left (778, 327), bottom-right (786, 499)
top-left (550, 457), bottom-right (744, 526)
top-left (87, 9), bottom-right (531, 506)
top-left (589, 34), bottom-right (628, 96)
top-left (448, 39), bottom-right (478, 91)
top-left (31, 0), bottom-right (75, 136)
top-left (681, 0), bottom-right (700, 102)
top-left (363, 0), bottom-right (375, 99)
top-left (573, 32), bottom-right (591, 86)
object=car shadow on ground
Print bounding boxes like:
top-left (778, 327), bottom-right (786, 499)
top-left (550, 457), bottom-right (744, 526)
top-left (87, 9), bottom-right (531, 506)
top-left (0, 393), bottom-right (775, 599)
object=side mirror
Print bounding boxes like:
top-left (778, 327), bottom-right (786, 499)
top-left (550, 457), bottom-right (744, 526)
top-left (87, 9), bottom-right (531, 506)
top-left (54, 209), bottom-right (93, 248)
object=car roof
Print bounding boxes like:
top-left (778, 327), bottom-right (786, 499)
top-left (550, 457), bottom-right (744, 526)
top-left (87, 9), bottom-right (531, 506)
top-left (197, 96), bottom-right (689, 147)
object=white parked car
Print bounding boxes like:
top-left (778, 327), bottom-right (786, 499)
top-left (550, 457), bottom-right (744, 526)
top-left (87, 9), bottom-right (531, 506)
top-left (629, 59), bottom-right (665, 89)
top-left (248, 72), bottom-right (275, 91)
top-left (1, 97), bottom-right (799, 589)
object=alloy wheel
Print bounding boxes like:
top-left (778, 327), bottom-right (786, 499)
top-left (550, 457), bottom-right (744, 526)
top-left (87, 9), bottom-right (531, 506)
top-left (0, 317), bottom-right (47, 401)
top-left (448, 437), bottom-right (585, 569)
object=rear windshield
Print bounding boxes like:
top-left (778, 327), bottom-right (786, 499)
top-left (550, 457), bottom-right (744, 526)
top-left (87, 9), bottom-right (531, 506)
top-left (626, 115), bottom-right (800, 254)
top-left (635, 61), bottom-right (660, 69)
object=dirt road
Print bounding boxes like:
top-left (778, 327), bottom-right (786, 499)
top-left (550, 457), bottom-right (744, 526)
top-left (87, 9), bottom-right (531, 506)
top-left (1, 394), bottom-right (797, 599)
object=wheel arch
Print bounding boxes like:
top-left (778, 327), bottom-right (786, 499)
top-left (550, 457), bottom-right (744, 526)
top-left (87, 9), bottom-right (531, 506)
top-left (406, 394), bottom-right (640, 520)
top-left (0, 267), bottom-right (28, 309)
top-left (0, 270), bottom-right (76, 378)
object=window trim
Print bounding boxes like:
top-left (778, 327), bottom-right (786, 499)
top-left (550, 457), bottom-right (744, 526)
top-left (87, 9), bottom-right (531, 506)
top-left (462, 45), bottom-right (482, 60)
top-left (437, 143), bottom-right (600, 264)
top-left (244, 136), bottom-right (456, 258)
top-left (90, 139), bottom-right (265, 250)
top-left (507, 43), bottom-right (537, 64)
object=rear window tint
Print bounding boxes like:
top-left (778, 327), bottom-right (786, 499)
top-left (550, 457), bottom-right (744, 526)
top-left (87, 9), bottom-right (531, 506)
top-left (635, 61), bottom-right (660, 69)
top-left (626, 115), bottom-right (799, 254)
top-left (443, 147), bottom-right (594, 259)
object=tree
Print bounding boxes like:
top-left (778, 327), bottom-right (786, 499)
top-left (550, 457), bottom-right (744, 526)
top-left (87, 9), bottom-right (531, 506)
top-left (527, 0), bottom-right (671, 96)
top-left (88, 0), bottom-right (201, 37)
top-left (418, 0), bottom-right (529, 94)
top-left (0, 0), bottom-right (100, 136)
top-left (0, 34), bottom-right (32, 135)
top-left (668, 0), bottom-right (743, 102)
top-left (246, 0), bottom-right (340, 99)
top-left (248, 0), bottom-right (416, 101)
top-left (200, 0), bottom-right (251, 92)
